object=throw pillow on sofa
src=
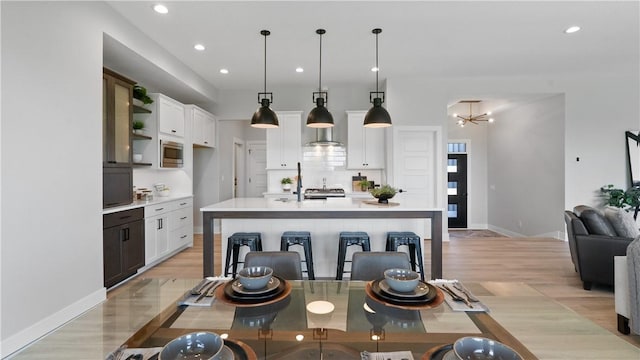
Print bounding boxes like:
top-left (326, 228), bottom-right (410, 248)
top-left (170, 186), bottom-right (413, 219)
top-left (574, 205), bottom-right (618, 236)
top-left (604, 206), bottom-right (640, 238)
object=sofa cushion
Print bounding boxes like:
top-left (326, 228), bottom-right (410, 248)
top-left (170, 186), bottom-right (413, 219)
top-left (604, 206), bottom-right (640, 238)
top-left (576, 207), bottom-right (618, 236)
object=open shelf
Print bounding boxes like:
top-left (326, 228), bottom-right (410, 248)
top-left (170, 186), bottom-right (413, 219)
top-left (132, 133), bottom-right (152, 140)
top-left (133, 104), bottom-right (152, 114)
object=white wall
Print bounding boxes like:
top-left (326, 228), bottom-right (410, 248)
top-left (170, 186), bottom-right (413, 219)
top-left (488, 95), bottom-right (565, 237)
top-left (0, 2), bottom-right (215, 356)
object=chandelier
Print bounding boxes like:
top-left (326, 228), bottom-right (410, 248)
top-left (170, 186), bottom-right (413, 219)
top-left (453, 100), bottom-right (494, 127)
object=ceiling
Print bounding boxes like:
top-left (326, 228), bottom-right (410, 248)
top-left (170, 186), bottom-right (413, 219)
top-left (106, 1), bottom-right (638, 108)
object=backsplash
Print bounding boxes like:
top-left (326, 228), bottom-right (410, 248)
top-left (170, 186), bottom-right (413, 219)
top-left (267, 168), bottom-right (384, 193)
top-left (133, 168), bottom-right (192, 196)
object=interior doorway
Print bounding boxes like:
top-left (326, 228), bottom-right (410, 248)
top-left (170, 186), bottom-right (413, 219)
top-left (246, 141), bottom-right (267, 197)
top-left (232, 138), bottom-right (245, 198)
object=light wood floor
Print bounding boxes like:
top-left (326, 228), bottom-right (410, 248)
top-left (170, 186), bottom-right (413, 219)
top-left (135, 232), bottom-right (640, 347)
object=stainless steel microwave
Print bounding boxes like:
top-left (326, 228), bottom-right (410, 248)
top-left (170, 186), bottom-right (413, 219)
top-left (160, 140), bottom-right (184, 168)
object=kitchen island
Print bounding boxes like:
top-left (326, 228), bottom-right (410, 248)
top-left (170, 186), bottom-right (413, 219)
top-left (201, 197), bottom-right (444, 279)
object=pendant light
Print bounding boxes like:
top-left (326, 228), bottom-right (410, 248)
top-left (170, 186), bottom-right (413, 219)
top-left (364, 28), bottom-right (392, 128)
top-left (251, 30), bottom-right (279, 128)
top-left (307, 29), bottom-right (334, 128)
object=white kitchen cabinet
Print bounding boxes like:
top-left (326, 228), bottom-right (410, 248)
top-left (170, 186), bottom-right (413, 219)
top-left (168, 198), bottom-right (193, 249)
top-left (144, 197), bottom-right (193, 266)
top-left (157, 94), bottom-right (185, 138)
top-left (186, 105), bottom-right (215, 148)
top-left (266, 111), bottom-right (302, 169)
top-left (346, 111), bottom-right (385, 169)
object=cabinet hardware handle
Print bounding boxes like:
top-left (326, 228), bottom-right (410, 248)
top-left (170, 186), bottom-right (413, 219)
top-left (108, 161), bottom-right (117, 164)
top-left (119, 215), bottom-right (132, 220)
top-left (180, 202), bottom-right (187, 206)
top-left (157, 218), bottom-right (162, 230)
top-left (204, 141), bottom-right (208, 144)
top-left (155, 208), bottom-right (164, 211)
top-left (180, 216), bottom-right (187, 220)
top-left (171, 129), bottom-right (176, 133)
top-left (181, 235), bottom-right (187, 239)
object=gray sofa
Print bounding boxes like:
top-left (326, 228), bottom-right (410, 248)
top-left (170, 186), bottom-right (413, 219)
top-left (564, 205), bottom-right (635, 290)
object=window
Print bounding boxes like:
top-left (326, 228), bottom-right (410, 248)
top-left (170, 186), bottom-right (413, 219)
top-left (448, 204), bottom-right (458, 218)
top-left (447, 142), bottom-right (467, 153)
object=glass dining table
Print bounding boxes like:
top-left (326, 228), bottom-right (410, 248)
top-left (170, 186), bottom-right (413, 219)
top-left (123, 279), bottom-right (537, 360)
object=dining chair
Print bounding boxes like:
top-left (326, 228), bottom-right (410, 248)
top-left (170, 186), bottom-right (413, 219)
top-left (244, 251), bottom-right (303, 280)
top-left (350, 251), bottom-right (411, 281)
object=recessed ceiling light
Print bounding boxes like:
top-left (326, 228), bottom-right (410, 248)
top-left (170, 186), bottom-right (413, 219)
top-left (219, 69), bottom-right (229, 74)
top-left (371, 67), bottom-right (379, 72)
top-left (564, 26), bottom-right (581, 34)
top-left (153, 4), bottom-right (168, 14)
top-left (194, 44), bottom-right (205, 51)
top-left (295, 67), bottom-right (304, 73)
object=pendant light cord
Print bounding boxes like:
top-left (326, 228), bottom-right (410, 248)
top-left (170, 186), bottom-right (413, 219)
top-left (375, 30), bottom-right (379, 93)
top-left (264, 32), bottom-right (267, 94)
top-left (319, 31), bottom-right (322, 92)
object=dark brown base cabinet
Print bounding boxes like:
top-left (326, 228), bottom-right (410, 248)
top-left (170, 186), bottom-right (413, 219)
top-left (103, 208), bottom-right (145, 288)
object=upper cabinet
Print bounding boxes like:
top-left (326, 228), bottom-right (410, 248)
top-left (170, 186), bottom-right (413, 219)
top-left (266, 111), bottom-right (302, 169)
top-left (103, 68), bottom-right (135, 167)
top-left (186, 105), bottom-right (216, 148)
top-left (346, 111), bottom-right (385, 169)
top-left (156, 94), bottom-right (185, 138)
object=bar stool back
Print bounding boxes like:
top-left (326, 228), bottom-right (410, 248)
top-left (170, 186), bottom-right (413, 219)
top-left (224, 232), bottom-right (263, 277)
top-left (386, 231), bottom-right (425, 281)
top-left (336, 231), bottom-right (371, 280)
top-left (280, 231), bottom-right (315, 280)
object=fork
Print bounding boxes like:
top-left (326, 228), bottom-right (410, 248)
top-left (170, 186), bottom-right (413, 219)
top-left (441, 284), bottom-right (473, 308)
top-left (453, 282), bottom-right (479, 302)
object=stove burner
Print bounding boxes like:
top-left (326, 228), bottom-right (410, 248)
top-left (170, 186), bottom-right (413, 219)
top-left (304, 188), bottom-right (346, 199)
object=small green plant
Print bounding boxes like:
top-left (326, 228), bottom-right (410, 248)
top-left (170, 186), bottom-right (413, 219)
top-left (358, 179), bottom-right (371, 191)
top-left (370, 185), bottom-right (397, 203)
top-left (601, 184), bottom-right (640, 219)
top-left (132, 120), bottom-right (145, 130)
top-left (133, 85), bottom-right (154, 105)
top-left (281, 177), bottom-right (293, 185)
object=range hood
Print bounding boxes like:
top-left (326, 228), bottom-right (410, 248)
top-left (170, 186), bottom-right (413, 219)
top-left (305, 128), bottom-right (344, 147)
top-left (303, 128), bottom-right (346, 169)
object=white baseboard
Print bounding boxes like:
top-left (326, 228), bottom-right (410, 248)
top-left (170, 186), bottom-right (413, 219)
top-left (1, 287), bottom-right (106, 358)
top-left (487, 225), bottom-right (521, 238)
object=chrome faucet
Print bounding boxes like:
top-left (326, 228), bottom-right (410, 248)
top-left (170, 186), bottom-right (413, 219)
top-left (322, 177), bottom-right (327, 190)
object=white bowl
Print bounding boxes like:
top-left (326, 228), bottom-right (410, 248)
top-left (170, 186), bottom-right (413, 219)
top-left (158, 189), bottom-right (170, 197)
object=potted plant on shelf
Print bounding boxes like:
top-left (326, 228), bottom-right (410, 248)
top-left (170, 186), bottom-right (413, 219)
top-left (133, 120), bottom-right (145, 134)
top-left (370, 184), bottom-right (397, 204)
top-left (281, 177), bottom-right (293, 192)
top-left (358, 179), bottom-right (371, 192)
top-left (133, 85), bottom-right (154, 106)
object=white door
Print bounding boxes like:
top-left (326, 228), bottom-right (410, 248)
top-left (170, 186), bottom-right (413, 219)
top-left (247, 141), bottom-right (267, 197)
top-left (392, 126), bottom-right (443, 207)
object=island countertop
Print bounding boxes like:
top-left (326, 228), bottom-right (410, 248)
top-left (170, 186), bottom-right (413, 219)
top-left (201, 197), bottom-right (444, 279)
top-left (200, 197), bottom-right (442, 212)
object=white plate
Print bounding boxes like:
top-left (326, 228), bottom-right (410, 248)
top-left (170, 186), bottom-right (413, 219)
top-left (306, 300), bottom-right (335, 314)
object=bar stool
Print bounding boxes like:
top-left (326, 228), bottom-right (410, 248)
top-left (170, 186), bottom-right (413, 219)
top-left (224, 232), bottom-right (263, 277)
top-left (280, 231), bottom-right (315, 280)
top-left (336, 231), bottom-right (371, 280)
top-left (386, 231), bottom-right (425, 281)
